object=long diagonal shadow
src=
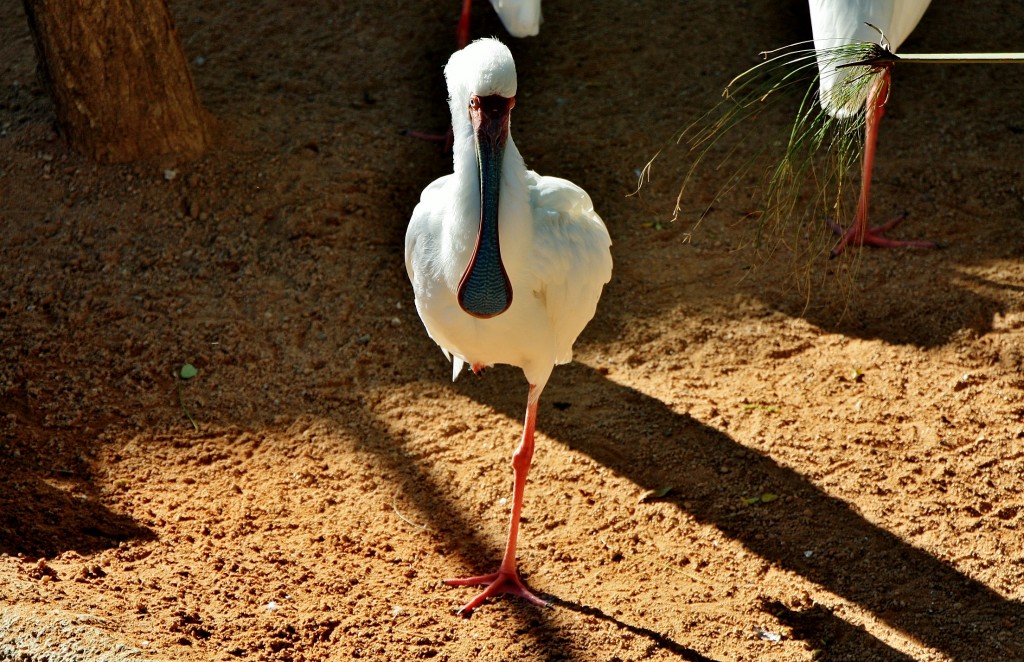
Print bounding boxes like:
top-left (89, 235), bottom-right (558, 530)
top-left (454, 362), bottom-right (1024, 660)
top-left (349, 394), bottom-right (709, 661)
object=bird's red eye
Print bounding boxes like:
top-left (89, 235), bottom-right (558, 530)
top-left (468, 97), bottom-right (480, 110)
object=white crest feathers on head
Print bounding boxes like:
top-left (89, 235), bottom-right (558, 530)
top-left (444, 38), bottom-right (518, 130)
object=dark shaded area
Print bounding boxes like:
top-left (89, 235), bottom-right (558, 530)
top-left (0, 381), bottom-right (153, 558)
top-left (763, 599), bottom-right (916, 662)
top-left (760, 250), bottom-right (1011, 347)
top-left (548, 595), bottom-right (718, 662)
top-left (0, 473), bottom-right (153, 558)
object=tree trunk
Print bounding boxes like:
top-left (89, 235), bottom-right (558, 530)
top-left (22, 0), bottom-right (212, 163)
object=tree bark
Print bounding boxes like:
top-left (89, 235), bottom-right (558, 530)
top-left (22, 0), bottom-right (212, 163)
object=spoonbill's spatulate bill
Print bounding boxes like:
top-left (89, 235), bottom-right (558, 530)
top-left (810, 0), bottom-right (936, 256)
top-left (457, 0), bottom-right (542, 48)
top-left (406, 38), bottom-right (612, 616)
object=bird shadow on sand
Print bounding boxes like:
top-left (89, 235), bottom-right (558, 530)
top-left (544, 595), bottom-right (718, 662)
top-left (353, 394), bottom-right (708, 660)
top-left (444, 362), bottom-right (1024, 660)
top-left (750, 248), bottom-right (1011, 348)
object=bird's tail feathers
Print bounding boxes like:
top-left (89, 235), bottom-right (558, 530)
top-left (451, 355), bottom-right (466, 381)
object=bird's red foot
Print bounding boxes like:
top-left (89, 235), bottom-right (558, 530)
top-left (444, 569), bottom-right (549, 617)
top-left (828, 212), bottom-right (937, 258)
top-left (457, 0), bottom-right (472, 49)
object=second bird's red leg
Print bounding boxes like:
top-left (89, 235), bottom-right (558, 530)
top-left (445, 384), bottom-right (549, 616)
top-left (457, 0), bottom-right (473, 49)
top-left (830, 71), bottom-right (936, 258)
top-left (404, 0), bottom-right (473, 146)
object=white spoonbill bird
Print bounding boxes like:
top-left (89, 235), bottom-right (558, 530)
top-left (809, 0), bottom-right (936, 256)
top-left (457, 0), bottom-right (542, 48)
top-left (406, 38), bottom-right (611, 616)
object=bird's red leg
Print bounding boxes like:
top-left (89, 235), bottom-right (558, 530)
top-left (403, 130), bottom-right (450, 144)
top-left (445, 384), bottom-right (549, 616)
top-left (405, 1), bottom-right (473, 145)
top-left (457, 0), bottom-right (473, 49)
top-left (405, 1), bottom-right (472, 147)
top-left (830, 71), bottom-right (936, 258)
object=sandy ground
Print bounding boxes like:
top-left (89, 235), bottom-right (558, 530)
top-left (2, 1), bottom-right (1024, 660)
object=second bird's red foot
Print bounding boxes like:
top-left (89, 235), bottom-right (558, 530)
top-left (828, 212), bottom-right (937, 258)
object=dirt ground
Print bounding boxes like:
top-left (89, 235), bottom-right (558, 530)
top-left (2, 1), bottom-right (1023, 660)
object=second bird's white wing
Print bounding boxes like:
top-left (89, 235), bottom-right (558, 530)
top-left (489, 0), bottom-right (542, 38)
top-left (809, 0), bottom-right (932, 117)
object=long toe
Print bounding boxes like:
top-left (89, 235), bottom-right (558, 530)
top-left (444, 570), bottom-right (549, 616)
top-left (830, 213), bottom-right (936, 258)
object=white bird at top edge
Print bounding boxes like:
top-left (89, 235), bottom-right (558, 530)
top-left (458, 0), bottom-right (542, 48)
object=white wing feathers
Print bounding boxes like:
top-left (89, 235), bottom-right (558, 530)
top-left (809, 0), bottom-right (931, 117)
top-left (406, 171), bottom-right (611, 384)
top-left (526, 174), bottom-right (612, 365)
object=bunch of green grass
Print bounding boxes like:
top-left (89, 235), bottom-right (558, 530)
top-left (641, 39), bottom-right (890, 291)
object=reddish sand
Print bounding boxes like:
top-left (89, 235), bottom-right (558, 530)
top-left (2, 1), bottom-right (1023, 660)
